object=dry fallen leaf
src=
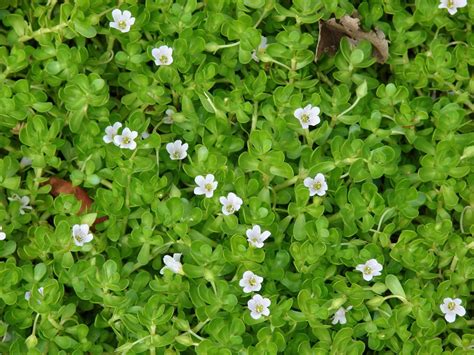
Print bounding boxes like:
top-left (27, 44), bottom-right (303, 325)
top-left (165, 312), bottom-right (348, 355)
top-left (315, 14), bottom-right (389, 64)
top-left (47, 177), bottom-right (108, 225)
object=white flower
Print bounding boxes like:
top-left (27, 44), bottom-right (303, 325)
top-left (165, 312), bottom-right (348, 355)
top-left (25, 287), bottom-right (44, 302)
top-left (438, 0), bottom-right (467, 14)
top-left (194, 174), bottom-right (218, 198)
top-left (246, 225), bottom-right (271, 248)
top-left (103, 122), bottom-right (122, 144)
top-left (166, 140), bottom-right (188, 160)
top-left (113, 127), bottom-right (138, 150)
top-left (332, 306), bottom-right (353, 325)
top-left (219, 192), bottom-right (243, 215)
top-left (355, 259), bottom-right (383, 281)
top-left (248, 294), bottom-right (271, 320)
top-left (0, 226), bottom-right (6, 241)
top-left (440, 298), bottom-right (466, 323)
top-left (304, 173), bottom-right (328, 197)
top-left (152, 45), bottom-right (173, 66)
top-left (163, 108), bottom-right (175, 124)
top-left (20, 157), bottom-right (32, 168)
top-left (72, 224), bottom-right (93, 247)
top-left (141, 132), bottom-right (150, 139)
top-left (251, 36), bottom-right (268, 62)
top-left (109, 9), bottom-right (135, 33)
top-left (294, 104), bottom-right (321, 129)
top-left (8, 194), bottom-right (32, 215)
top-left (239, 271), bottom-right (263, 293)
top-left (160, 253), bottom-right (184, 275)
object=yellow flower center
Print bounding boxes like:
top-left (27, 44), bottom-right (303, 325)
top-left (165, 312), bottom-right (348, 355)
top-left (123, 136), bottom-right (131, 144)
top-left (160, 55), bottom-right (168, 63)
top-left (313, 182), bottom-right (322, 190)
top-left (205, 183), bottom-right (213, 191)
top-left (447, 0), bottom-right (454, 7)
top-left (172, 151), bottom-right (181, 159)
top-left (226, 204), bottom-right (234, 213)
top-left (447, 301), bottom-right (456, 311)
top-left (256, 304), bottom-right (264, 313)
top-left (75, 234), bottom-right (84, 242)
top-left (301, 114), bottom-right (309, 123)
top-left (364, 266), bottom-right (372, 274)
top-left (249, 277), bottom-right (256, 286)
top-left (118, 20), bottom-right (127, 29)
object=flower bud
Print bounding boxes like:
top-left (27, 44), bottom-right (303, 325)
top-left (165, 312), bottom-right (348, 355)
top-left (25, 334), bottom-right (38, 349)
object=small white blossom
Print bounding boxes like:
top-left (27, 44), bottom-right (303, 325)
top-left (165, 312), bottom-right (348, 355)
top-left (141, 132), bottom-right (150, 140)
top-left (355, 259), bottom-right (383, 281)
top-left (304, 173), bottom-right (328, 197)
top-left (438, 0), bottom-right (467, 14)
top-left (440, 298), bottom-right (466, 323)
top-left (8, 194), bottom-right (32, 215)
top-left (166, 140), bottom-right (188, 160)
top-left (194, 174), bottom-right (218, 198)
top-left (114, 127), bottom-right (138, 150)
top-left (294, 104), bottom-right (321, 129)
top-left (246, 225), bottom-right (271, 248)
top-left (160, 253), bottom-right (184, 275)
top-left (239, 271), bottom-right (263, 293)
top-left (248, 294), bottom-right (271, 320)
top-left (72, 224), bottom-right (93, 247)
top-left (152, 45), bottom-right (173, 66)
top-left (251, 36), bottom-right (268, 62)
top-left (20, 157), bottom-right (32, 168)
top-left (0, 226), bottom-right (6, 241)
top-left (25, 287), bottom-right (44, 302)
top-left (109, 9), bottom-right (135, 33)
top-left (163, 108), bottom-right (175, 124)
top-left (332, 306), bottom-right (353, 325)
top-left (103, 122), bottom-right (122, 144)
top-left (219, 192), bottom-right (243, 215)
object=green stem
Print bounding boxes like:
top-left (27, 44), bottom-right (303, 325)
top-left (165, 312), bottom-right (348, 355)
top-left (336, 96), bottom-right (362, 119)
top-left (19, 22), bottom-right (69, 42)
top-left (100, 179), bottom-right (113, 189)
top-left (251, 101), bottom-right (259, 132)
top-left (383, 295), bottom-right (409, 304)
top-left (273, 176), bottom-right (300, 192)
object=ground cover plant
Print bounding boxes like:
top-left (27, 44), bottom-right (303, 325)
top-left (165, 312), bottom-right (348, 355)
top-left (0, 0), bottom-right (473, 353)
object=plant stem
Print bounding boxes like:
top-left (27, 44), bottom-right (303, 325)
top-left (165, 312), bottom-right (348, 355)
top-left (19, 22), bottom-right (69, 42)
top-left (336, 96), bottom-right (362, 119)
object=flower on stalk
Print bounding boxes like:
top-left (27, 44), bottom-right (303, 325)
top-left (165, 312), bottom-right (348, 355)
top-left (109, 9), bottom-right (135, 33)
top-left (160, 253), bottom-right (184, 275)
top-left (438, 0), bottom-right (467, 14)
top-left (72, 224), bottom-right (93, 247)
top-left (219, 193), bottom-right (243, 215)
top-left (246, 225), bottom-right (271, 248)
top-left (194, 174), bottom-right (218, 198)
top-left (113, 127), bottom-right (138, 150)
top-left (166, 140), bottom-right (188, 160)
top-left (20, 157), bottom-right (32, 168)
top-left (163, 108), bottom-right (175, 124)
top-left (0, 226), bottom-right (6, 240)
top-left (294, 104), bottom-right (321, 129)
top-left (8, 194), bottom-right (33, 215)
top-left (239, 271), bottom-right (263, 293)
top-left (103, 122), bottom-right (122, 144)
top-left (440, 298), bottom-right (466, 323)
top-left (355, 259), bottom-right (383, 281)
top-left (304, 173), bottom-right (328, 197)
top-left (25, 287), bottom-right (44, 302)
top-left (247, 294), bottom-right (271, 320)
top-left (251, 36), bottom-right (268, 62)
top-left (332, 306), bottom-right (353, 325)
top-left (152, 46), bottom-right (173, 66)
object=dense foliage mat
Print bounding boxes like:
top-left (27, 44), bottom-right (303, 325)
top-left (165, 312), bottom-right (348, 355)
top-left (0, 0), bottom-right (473, 353)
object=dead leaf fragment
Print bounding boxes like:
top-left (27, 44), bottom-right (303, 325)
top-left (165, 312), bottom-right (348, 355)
top-left (315, 14), bottom-right (389, 64)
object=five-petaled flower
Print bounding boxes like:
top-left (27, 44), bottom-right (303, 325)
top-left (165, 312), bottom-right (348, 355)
top-left (164, 108), bottom-right (175, 124)
top-left (166, 140), bottom-right (188, 160)
top-left (332, 306), bottom-right (353, 325)
top-left (0, 226), bottom-right (6, 241)
top-left (239, 271), bottom-right (263, 293)
top-left (251, 36), bottom-right (268, 62)
top-left (109, 9), bottom-right (135, 33)
top-left (304, 173), bottom-right (328, 197)
top-left (152, 46), bottom-right (173, 66)
top-left (219, 192), bottom-right (243, 215)
top-left (294, 104), bottom-right (321, 129)
top-left (438, 0), bottom-right (467, 14)
top-left (103, 122), bottom-right (122, 145)
top-left (160, 253), bottom-right (184, 275)
top-left (25, 287), bottom-right (44, 302)
top-left (246, 225), bottom-right (271, 248)
top-left (194, 174), bottom-right (218, 198)
top-left (355, 259), bottom-right (383, 281)
top-left (8, 194), bottom-right (33, 215)
top-left (248, 294), bottom-right (271, 320)
top-left (114, 127), bottom-right (138, 150)
top-left (440, 297), bottom-right (466, 323)
top-left (72, 224), bottom-right (94, 247)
